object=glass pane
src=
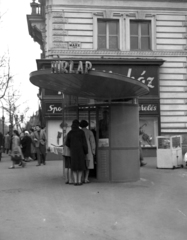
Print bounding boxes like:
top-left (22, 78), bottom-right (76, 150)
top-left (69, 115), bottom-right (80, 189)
top-left (109, 36), bottom-right (118, 49)
top-left (98, 21), bottom-right (106, 35)
top-left (130, 36), bottom-right (138, 49)
top-left (130, 21), bottom-right (138, 35)
top-left (98, 36), bottom-right (106, 49)
top-left (158, 138), bottom-right (170, 149)
top-left (141, 37), bottom-right (150, 50)
top-left (141, 22), bottom-right (150, 35)
top-left (172, 137), bottom-right (181, 148)
top-left (109, 21), bottom-right (118, 35)
top-left (98, 106), bottom-right (109, 147)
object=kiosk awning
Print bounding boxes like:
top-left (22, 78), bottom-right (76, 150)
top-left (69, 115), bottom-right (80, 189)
top-left (30, 69), bottom-right (149, 100)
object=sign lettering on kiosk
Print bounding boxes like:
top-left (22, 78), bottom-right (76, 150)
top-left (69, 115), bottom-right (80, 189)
top-left (139, 104), bottom-right (158, 113)
top-left (51, 60), bottom-right (92, 74)
top-left (46, 103), bottom-right (62, 114)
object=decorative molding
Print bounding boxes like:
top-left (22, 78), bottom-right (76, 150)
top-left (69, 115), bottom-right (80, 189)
top-left (93, 12), bottom-right (103, 17)
top-left (113, 13), bottom-right (124, 17)
top-left (47, 50), bottom-right (187, 57)
top-left (136, 11), bottom-right (146, 19)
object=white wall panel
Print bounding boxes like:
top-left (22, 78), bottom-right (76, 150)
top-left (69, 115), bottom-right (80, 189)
top-left (159, 74), bottom-right (184, 80)
top-left (157, 39), bottom-right (186, 44)
top-left (160, 86), bottom-right (187, 91)
top-left (159, 68), bottom-right (186, 74)
top-left (160, 93), bottom-right (187, 98)
top-left (157, 45), bottom-right (185, 50)
top-left (160, 81), bottom-right (187, 86)
top-left (157, 21), bottom-right (184, 26)
top-left (161, 111), bottom-right (187, 116)
top-left (160, 99), bottom-right (187, 104)
top-left (160, 105), bottom-right (187, 110)
top-left (156, 15), bottom-right (186, 21)
top-left (157, 33), bottom-right (185, 39)
top-left (156, 27), bottom-right (186, 33)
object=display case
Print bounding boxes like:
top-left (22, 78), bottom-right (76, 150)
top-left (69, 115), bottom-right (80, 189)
top-left (156, 135), bottom-right (183, 169)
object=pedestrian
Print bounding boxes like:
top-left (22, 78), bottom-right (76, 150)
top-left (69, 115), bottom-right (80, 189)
top-left (4, 132), bottom-right (11, 154)
top-left (79, 120), bottom-right (96, 183)
top-left (30, 128), bottom-right (37, 160)
top-left (63, 130), bottom-right (73, 184)
top-left (21, 131), bottom-right (33, 162)
top-left (34, 125), bottom-right (47, 166)
top-left (9, 130), bottom-right (25, 169)
top-left (65, 119), bottom-right (88, 186)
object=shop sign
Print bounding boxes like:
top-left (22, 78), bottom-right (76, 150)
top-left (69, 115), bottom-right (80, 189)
top-left (53, 43), bottom-right (67, 48)
top-left (46, 103), bottom-right (62, 114)
top-left (51, 60), bottom-right (92, 74)
top-left (95, 64), bottom-right (159, 96)
top-left (139, 103), bottom-right (158, 113)
top-left (68, 42), bottom-right (81, 49)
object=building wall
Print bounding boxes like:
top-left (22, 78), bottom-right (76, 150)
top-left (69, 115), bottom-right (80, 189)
top-left (28, 0), bottom-right (187, 135)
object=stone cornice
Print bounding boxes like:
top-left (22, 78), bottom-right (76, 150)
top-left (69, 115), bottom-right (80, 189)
top-left (47, 50), bottom-right (187, 57)
top-left (27, 14), bottom-right (46, 56)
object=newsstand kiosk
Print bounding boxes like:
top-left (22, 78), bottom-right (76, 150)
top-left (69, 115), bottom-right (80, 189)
top-left (30, 59), bottom-right (150, 182)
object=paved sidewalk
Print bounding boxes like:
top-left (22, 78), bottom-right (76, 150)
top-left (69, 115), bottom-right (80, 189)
top-left (0, 153), bottom-right (187, 240)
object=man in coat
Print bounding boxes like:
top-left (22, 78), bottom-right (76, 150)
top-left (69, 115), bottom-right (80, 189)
top-left (34, 125), bottom-right (47, 166)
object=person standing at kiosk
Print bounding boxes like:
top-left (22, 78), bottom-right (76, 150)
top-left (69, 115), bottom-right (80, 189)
top-left (66, 120), bottom-right (88, 186)
top-left (80, 120), bottom-right (96, 183)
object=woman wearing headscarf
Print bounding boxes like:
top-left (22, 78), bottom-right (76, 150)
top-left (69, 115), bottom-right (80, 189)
top-left (79, 120), bottom-right (96, 183)
top-left (21, 131), bottom-right (32, 162)
top-left (65, 119), bottom-right (88, 186)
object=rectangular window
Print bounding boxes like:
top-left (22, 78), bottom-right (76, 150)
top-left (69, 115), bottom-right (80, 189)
top-left (98, 19), bottom-right (119, 50)
top-left (130, 20), bottom-right (151, 50)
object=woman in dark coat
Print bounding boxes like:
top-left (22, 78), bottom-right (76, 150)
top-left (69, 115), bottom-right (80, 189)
top-left (21, 131), bottom-right (32, 161)
top-left (66, 119), bottom-right (88, 185)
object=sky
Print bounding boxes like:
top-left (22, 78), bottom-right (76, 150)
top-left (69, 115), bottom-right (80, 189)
top-left (0, 0), bottom-right (41, 123)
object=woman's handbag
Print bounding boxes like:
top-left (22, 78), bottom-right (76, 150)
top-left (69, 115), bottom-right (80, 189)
top-left (11, 154), bottom-right (22, 164)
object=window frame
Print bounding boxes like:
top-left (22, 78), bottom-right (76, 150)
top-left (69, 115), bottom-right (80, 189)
top-left (93, 14), bottom-right (123, 51)
top-left (97, 19), bottom-right (119, 50)
top-left (130, 20), bottom-right (151, 51)
top-left (125, 15), bottom-right (156, 51)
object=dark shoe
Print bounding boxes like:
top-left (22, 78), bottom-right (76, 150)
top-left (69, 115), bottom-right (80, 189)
top-left (65, 181), bottom-right (69, 184)
top-left (74, 183), bottom-right (78, 186)
top-left (22, 162), bottom-right (25, 168)
top-left (140, 162), bottom-right (147, 167)
top-left (78, 183), bottom-right (82, 186)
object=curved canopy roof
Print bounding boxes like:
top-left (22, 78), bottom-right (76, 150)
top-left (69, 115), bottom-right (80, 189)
top-left (30, 69), bottom-right (149, 100)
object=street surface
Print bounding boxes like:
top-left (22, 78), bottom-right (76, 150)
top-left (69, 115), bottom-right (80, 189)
top-left (0, 153), bottom-right (187, 240)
